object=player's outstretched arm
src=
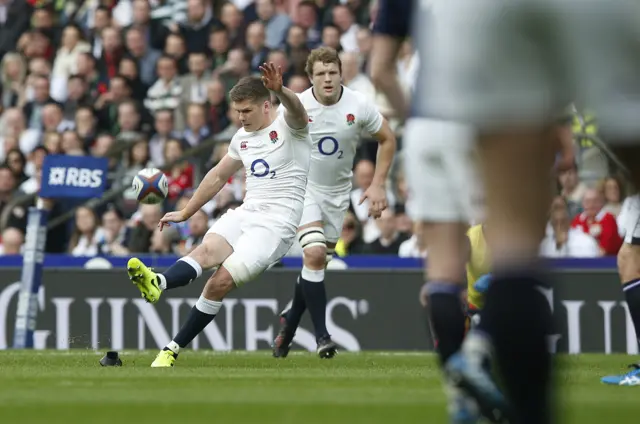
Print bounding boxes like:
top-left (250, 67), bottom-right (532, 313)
top-left (360, 118), bottom-right (397, 218)
top-left (159, 155), bottom-right (243, 230)
top-left (182, 154), bottom-right (242, 217)
top-left (277, 86), bottom-right (309, 130)
top-left (259, 62), bottom-right (308, 130)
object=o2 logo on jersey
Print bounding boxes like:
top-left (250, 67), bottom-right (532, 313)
top-left (250, 159), bottom-right (276, 179)
top-left (318, 136), bottom-right (344, 159)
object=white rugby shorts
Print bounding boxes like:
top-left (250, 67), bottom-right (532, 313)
top-left (403, 118), bottom-right (484, 223)
top-left (298, 183), bottom-right (350, 244)
top-left (421, 0), bottom-right (640, 140)
top-left (207, 204), bottom-right (299, 283)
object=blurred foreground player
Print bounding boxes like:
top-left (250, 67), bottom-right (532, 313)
top-left (419, 0), bottom-right (640, 423)
top-left (372, 0), bottom-right (485, 422)
top-left (424, 224), bottom-right (493, 340)
top-left (273, 47), bottom-right (397, 359)
top-left (126, 64), bottom-right (312, 367)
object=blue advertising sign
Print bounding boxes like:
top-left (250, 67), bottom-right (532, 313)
top-left (0, 255), bottom-right (619, 271)
top-left (40, 155), bottom-right (108, 199)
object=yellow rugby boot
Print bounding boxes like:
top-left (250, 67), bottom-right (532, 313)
top-left (127, 257), bottom-right (162, 304)
top-left (151, 349), bottom-right (177, 368)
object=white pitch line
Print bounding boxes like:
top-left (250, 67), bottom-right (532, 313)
top-left (1, 350), bottom-right (435, 357)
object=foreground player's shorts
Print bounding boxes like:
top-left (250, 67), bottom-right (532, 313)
top-left (371, 0), bottom-right (412, 39)
top-left (404, 118), bottom-right (484, 223)
top-left (419, 0), bottom-right (640, 141)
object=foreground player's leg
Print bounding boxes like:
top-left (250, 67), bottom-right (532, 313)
top-left (418, 222), bottom-right (478, 423)
top-left (275, 225), bottom-right (337, 358)
top-left (421, 222), bottom-right (468, 365)
top-left (404, 118), bottom-right (482, 423)
top-left (127, 233), bottom-right (231, 303)
top-left (152, 257), bottom-right (241, 367)
top-left (450, 130), bottom-right (557, 424)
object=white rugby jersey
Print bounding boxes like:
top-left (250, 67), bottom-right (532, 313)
top-left (228, 113), bottom-right (312, 209)
top-left (280, 86), bottom-right (384, 190)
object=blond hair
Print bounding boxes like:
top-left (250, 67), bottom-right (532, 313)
top-left (305, 46), bottom-right (342, 77)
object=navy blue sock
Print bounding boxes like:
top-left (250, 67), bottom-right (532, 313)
top-left (173, 296), bottom-right (222, 348)
top-left (299, 268), bottom-right (329, 340)
top-left (161, 258), bottom-right (201, 290)
top-left (623, 279), bottom-right (640, 345)
top-left (285, 277), bottom-right (307, 330)
top-left (425, 281), bottom-right (466, 365)
top-left (480, 269), bottom-right (553, 424)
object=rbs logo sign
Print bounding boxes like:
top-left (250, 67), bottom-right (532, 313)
top-left (41, 155), bottom-right (108, 199)
top-left (48, 167), bottom-right (103, 188)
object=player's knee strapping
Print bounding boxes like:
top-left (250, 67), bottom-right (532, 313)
top-left (325, 247), bottom-right (335, 267)
top-left (297, 227), bottom-right (327, 250)
top-left (221, 253), bottom-right (253, 287)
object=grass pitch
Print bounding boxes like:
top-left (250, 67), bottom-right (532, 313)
top-left (0, 351), bottom-right (637, 424)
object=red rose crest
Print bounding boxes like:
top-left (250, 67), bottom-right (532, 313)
top-left (269, 130), bottom-right (278, 144)
top-left (346, 113), bottom-right (355, 126)
top-left (97, 82), bottom-right (108, 94)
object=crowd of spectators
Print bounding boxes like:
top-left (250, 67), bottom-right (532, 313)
top-left (0, 0), bottom-right (627, 259)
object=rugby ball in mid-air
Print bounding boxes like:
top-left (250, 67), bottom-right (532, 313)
top-left (132, 168), bottom-right (169, 205)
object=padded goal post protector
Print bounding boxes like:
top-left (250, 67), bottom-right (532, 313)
top-left (13, 206), bottom-right (48, 349)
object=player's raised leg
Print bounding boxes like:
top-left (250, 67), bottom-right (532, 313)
top-left (128, 232), bottom-right (232, 303)
top-left (156, 224), bottom-right (297, 367)
top-left (138, 213), bottom-right (238, 368)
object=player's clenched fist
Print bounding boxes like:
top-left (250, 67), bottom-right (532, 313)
top-left (259, 62), bottom-right (283, 93)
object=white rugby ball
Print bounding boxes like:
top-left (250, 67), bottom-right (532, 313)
top-left (132, 167), bottom-right (169, 205)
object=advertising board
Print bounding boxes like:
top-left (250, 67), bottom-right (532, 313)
top-left (0, 269), bottom-right (634, 353)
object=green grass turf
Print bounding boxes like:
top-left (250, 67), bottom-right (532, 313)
top-left (0, 351), bottom-right (637, 424)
